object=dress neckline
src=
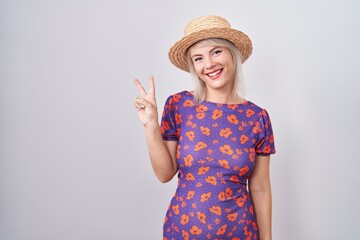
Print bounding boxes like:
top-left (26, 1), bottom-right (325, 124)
top-left (184, 90), bottom-right (249, 106)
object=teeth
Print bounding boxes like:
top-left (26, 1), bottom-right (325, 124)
top-left (208, 70), bottom-right (221, 77)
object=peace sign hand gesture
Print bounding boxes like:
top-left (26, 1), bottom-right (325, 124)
top-left (134, 76), bottom-right (159, 128)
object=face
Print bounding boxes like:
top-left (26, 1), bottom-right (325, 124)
top-left (189, 43), bottom-right (235, 93)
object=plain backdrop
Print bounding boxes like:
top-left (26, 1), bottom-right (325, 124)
top-left (1, 0), bottom-right (360, 239)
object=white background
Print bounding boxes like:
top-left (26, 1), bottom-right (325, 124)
top-left (1, 0), bottom-right (359, 239)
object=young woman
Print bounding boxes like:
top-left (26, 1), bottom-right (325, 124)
top-left (134, 15), bottom-right (276, 240)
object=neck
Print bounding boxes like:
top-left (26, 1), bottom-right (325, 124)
top-left (205, 89), bottom-right (243, 104)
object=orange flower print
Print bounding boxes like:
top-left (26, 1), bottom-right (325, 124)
top-left (239, 165), bottom-right (249, 176)
top-left (197, 211), bottom-right (207, 224)
top-left (239, 134), bottom-right (249, 144)
top-left (175, 113), bottom-right (182, 125)
top-left (218, 191), bottom-right (225, 201)
top-left (230, 175), bottom-right (240, 183)
top-left (218, 159), bottom-right (230, 169)
top-left (186, 131), bottom-right (195, 141)
top-left (200, 126), bottom-right (210, 136)
top-left (180, 214), bottom-right (189, 225)
top-left (252, 121), bottom-right (262, 134)
top-left (227, 213), bottom-right (238, 222)
top-left (186, 119), bottom-right (197, 129)
top-left (186, 190), bottom-right (195, 200)
top-left (235, 194), bottom-right (247, 207)
top-left (205, 176), bottom-right (217, 185)
top-left (220, 145), bottom-right (234, 155)
top-left (249, 152), bottom-right (255, 162)
top-left (189, 226), bottom-right (202, 235)
top-left (225, 188), bottom-right (233, 198)
top-left (196, 112), bottom-right (206, 120)
top-left (176, 144), bottom-right (181, 159)
top-left (236, 148), bottom-right (243, 155)
top-left (172, 93), bottom-right (181, 102)
top-left (212, 109), bottom-right (223, 120)
top-left (161, 120), bottom-right (170, 130)
top-left (200, 192), bottom-right (211, 202)
top-left (183, 99), bottom-right (194, 107)
top-left (184, 154), bottom-right (194, 167)
top-left (194, 141), bottom-right (207, 151)
top-left (246, 109), bottom-right (255, 117)
top-left (244, 225), bottom-right (253, 238)
top-left (194, 104), bottom-right (207, 119)
top-left (252, 221), bottom-right (258, 230)
top-left (196, 104), bottom-right (208, 113)
top-left (198, 166), bottom-right (210, 175)
top-left (216, 224), bottom-right (227, 235)
top-left (263, 145), bottom-right (272, 154)
top-left (250, 205), bottom-right (254, 214)
top-left (241, 120), bottom-right (247, 127)
top-left (219, 128), bottom-right (232, 138)
top-left (172, 204), bottom-right (180, 215)
top-left (227, 114), bottom-right (239, 124)
top-left (227, 104), bottom-right (238, 110)
top-left (186, 173), bottom-right (195, 181)
top-left (181, 230), bottom-right (189, 240)
top-left (209, 206), bottom-right (222, 216)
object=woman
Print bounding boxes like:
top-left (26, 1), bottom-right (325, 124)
top-left (134, 15), bottom-right (275, 240)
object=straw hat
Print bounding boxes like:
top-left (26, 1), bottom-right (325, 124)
top-left (168, 15), bottom-right (253, 72)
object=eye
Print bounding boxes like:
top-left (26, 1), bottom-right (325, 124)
top-left (213, 49), bottom-right (222, 56)
top-left (193, 57), bottom-right (203, 62)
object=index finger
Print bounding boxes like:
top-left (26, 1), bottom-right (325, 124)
top-left (133, 79), bottom-right (147, 97)
top-left (148, 75), bottom-right (155, 98)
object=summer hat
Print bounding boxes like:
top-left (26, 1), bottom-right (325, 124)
top-left (168, 15), bottom-right (253, 72)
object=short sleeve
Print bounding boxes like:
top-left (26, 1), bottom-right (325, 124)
top-left (160, 95), bottom-right (178, 141)
top-left (255, 109), bottom-right (276, 155)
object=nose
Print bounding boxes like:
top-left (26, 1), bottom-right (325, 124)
top-left (205, 57), bottom-right (216, 69)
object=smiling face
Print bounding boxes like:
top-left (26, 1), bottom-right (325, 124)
top-left (189, 42), bottom-right (236, 94)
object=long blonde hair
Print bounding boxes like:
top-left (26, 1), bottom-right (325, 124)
top-left (186, 38), bottom-right (245, 104)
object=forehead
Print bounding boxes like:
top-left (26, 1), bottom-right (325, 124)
top-left (188, 38), bottom-right (231, 54)
top-left (189, 44), bottom-right (224, 55)
top-left (190, 39), bottom-right (219, 51)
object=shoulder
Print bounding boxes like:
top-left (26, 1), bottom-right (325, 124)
top-left (243, 101), bottom-right (268, 114)
top-left (165, 90), bottom-right (193, 105)
top-left (240, 101), bottom-right (274, 125)
top-left (168, 90), bottom-right (192, 99)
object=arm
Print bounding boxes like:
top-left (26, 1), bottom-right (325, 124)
top-left (249, 155), bottom-right (272, 240)
top-left (134, 76), bottom-right (178, 183)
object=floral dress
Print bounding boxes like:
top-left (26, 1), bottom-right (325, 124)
top-left (160, 91), bottom-right (276, 240)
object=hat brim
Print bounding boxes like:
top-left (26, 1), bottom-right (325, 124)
top-left (168, 28), bottom-right (253, 72)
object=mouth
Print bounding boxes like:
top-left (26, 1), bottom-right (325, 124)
top-left (206, 69), bottom-right (222, 79)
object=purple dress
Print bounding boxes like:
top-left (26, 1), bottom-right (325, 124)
top-left (160, 91), bottom-right (275, 240)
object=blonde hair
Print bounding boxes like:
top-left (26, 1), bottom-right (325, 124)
top-left (186, 38), bottom-right (245, 104)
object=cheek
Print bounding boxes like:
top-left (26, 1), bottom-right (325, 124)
top-left (193, 64), bottom-right (203, 75)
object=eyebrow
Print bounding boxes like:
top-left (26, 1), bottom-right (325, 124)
top-left (191, 46), bottom-right (221, 59)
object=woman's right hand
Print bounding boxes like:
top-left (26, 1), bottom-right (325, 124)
top-left (133, 76), bottom-right (158, 128)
